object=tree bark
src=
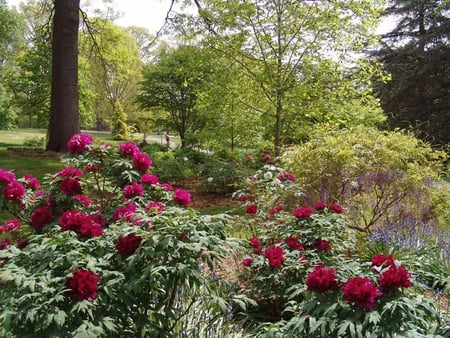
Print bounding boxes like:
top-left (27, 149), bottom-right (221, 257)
top-left (46, 0), bottom-right (80, 152)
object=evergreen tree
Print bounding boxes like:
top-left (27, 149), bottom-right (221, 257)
top-left (373, 0), bottom-right (450, 150)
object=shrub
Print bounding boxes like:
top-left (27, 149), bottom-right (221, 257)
top-left (232, 166), bottom-right (447, 337)
top-left (0, 134), bottom-right (241, 337)
top-left (282, 125), bottom-right (447, 232)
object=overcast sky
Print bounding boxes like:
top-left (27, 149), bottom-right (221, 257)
top-left (7, 0), bottom-right (179, 34)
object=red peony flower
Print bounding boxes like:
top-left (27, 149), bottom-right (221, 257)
top-left (246, 204), bottom-right (258, 215)
top-left (73, 194), bottom-right (92, 206)
top-left (67, 133), bottom-right (93, 154)
top-left (0, 219), bottom-right (20, 233)
top-left (277, 172), bottom-right (295, 182)
top-left (159, 183), bottom-right (173, 191)
top-left (292, 206), bottom-right (313, 219)
top-left (269, 205), bottom-right (284, 214)
top-left (329, 203), bottom-right (344, 214)
top-left (140, 173), bottom-right (159, 185)
top-left (66, 270), bottom-right (100, 301)
top-left (0, 238), bottom-right (11, 250)
top-left (249, 237), bottom-right (261, 248)
top-left (371, 254), bottom-right (395, 269)
top-left (238, 195), bottom-right (249, 202)
top-left (145, 201), bottom-right (164, 214)
top-left (173, 188), bottom-right (191, 206)
top-left (60, 177), bottom-right (81, 195)
top-left (264, 245), bottom-right (285, 269)
top-left (2, 180), bottom-right (25, 202)
top-left (116, 233), bottom-right (142, 255)
top-left (118, 142), bottom-right (139, 158)
top-left (242, 257), bottom-right (253, 267)
top-left (306, 265), bottom-right (338, 293)
top-left (285, 236), bottom-right (305, 251)
top-left (22, 174), bottom-right (40, 190)
top-left (314, 237), bottom-right (331, 253)
top-left (0, 169), bottom-right (15, 184)
top-left (132, 152), bottom-right (152, 172)
top-left (84, 164), bottom-right (100, 173)
top-left (31, 207), bottom-right (53, 231)
top-left (378, 266), bottom-right (411, 292)
top-left (55, 166), bottom-right (83, 178)
top-left (342, 276), bottom-right (382, 310)
top-left (113, 202), bottom-right (138, 221)
top-left (123, 183), bottom-right (144, 199)
top-left (78, 219), bottom-right (104, 238)
top-left (313, 201), bottom-right (326, 210)
top-left (262, 154), bottom-right (271, 162)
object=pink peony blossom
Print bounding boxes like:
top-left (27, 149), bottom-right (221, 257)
top-left (67, 133), bottom-right (93, 154)
top-left (173, 188), bottom-right (191, 206)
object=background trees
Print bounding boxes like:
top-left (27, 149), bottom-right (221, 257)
top-left (136, 45), bottom-right (215, 148)
top-left (187, 0), bottom-right (386, 155)
top-left (374, 0), bottom-right (450, 150)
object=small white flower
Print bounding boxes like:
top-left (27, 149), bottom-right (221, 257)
top-left (183, 157), bottom-right (188, 161)
top-left (207, 177), bottom-right (214, 182)
top-left (263, 171), bottom-right (273, 180)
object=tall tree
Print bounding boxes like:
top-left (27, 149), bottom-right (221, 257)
top-left (373, 0), bottom-right (450, 150)
top-left (79, 19), bottom-right (143, 131)
top-left (136, 45), bottom-right (214, 148)
top-left (0, 0), bottom-right (25, 129)
top-left (186, 0), bottom-right (386, 155)
top-left (46, 0), bottom-right (80, 152)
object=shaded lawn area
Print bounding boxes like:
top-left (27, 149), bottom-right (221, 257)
top-left (0, 149), bottom-right (64, 181)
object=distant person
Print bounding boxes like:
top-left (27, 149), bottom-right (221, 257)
top-left (164, 133), bottom-right (170, 148)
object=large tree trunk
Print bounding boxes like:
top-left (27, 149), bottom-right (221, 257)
top-left (46, 0), bottom-right (80, 152)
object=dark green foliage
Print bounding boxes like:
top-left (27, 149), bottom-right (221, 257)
top-left (373, 0), bottom-right (450, 150)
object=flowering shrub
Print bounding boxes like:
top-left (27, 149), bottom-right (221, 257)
top-left (0, 134), bottom-right (239, 337)
top-left (233, 165), bottom-right (447, 336)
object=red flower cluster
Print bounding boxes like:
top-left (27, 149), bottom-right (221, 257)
top-left (292, 206), bottom-right (313, 219)
top-left (264, 245), bottom-right (285, 269)
top-left (67, 133), bottom-right (93, 154)
top-left (59, 210), bottom-right (104, 238)
top-left (248, 237), bottom-right (261, 254)
top-left (306, 265), bottom-right (338, 293)
top-left (66, 269), bottom-right (100, 301)
top-left (285, 236), bottom-right (305, 251)
top-left (2, 180), bottom-right (25, 202)
top-left (329, 203), bottom-right (344, 214)
top-left (132, 152), bottom-right (152, 172)
top-left (22, 174), bottom-right (40, 190)
top-left (246, 204), bottom-right (258, 215)
top-left (116, 233), bottom-right (142, 256)
top-left (173, 188), bottom-right (191, 206)
top-left (113, 202), bottom-right (138, 222)
top-left (60, 177), bottom-right (82, 195)
top-left (268, 205), bottom-right (284, 214)
top-left (140, 173), bottom-right (159, 185)
top-left (371, 254), bottom-right (395, 269)
top-left (123, 183), bottom-right (144, 199)
top-left (242, 257), bottom-right (253, 267)
top-left (313, 237), bottom-right (331, 253)
top-left (277, 172), bottom-right (295, 182)
top-left (118, 142), bottom-right (139, 158)
top-left (378, 265), bottom-right (411, 292)
top-left (30, 207), bottom-right (53, 231)
top-left (313, 201), bottom-right (326, 210)
top-left (342, 276), bottom-right (382, 310)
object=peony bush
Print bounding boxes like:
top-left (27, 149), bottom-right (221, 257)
top-left (233, 166), bottom-right (448, 337)
top-left (0, 134), bottom-right (239, 337)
